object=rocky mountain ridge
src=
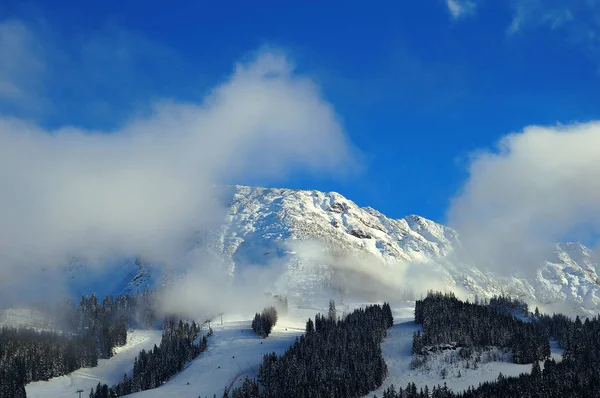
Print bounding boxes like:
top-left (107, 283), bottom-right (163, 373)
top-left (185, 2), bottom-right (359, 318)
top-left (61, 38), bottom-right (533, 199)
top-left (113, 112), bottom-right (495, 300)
top-left (67, 185), bottom-right (600, 316)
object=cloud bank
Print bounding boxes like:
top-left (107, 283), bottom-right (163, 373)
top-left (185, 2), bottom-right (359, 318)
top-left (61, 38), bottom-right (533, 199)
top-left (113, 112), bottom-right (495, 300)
top-left (0, 48), bottom-right (355, 302)
top-left (448, 122), bottom-right (600, 276)
top-left (288, 240), bottom-right (461, 302)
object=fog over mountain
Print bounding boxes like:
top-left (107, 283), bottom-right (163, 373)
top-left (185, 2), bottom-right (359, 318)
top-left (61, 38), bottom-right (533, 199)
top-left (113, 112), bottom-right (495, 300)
top-left (44, 184), bottom-right (600, 320)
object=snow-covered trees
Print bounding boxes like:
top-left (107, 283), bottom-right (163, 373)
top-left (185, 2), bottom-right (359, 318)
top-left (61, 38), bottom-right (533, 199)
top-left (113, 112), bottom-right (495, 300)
top-left (413, 292), bottom-right (549, 364)
top-left (382, 302), bottom-right (394, 328)
top-left (305, 317), bottom-right (315, 334)
top-left (92, 320), bottom-right (207, 396)
top-left (74, 290), bottom-right (158, 353)
top-left (251, 307), bottom-right (278, 338)
top-left (231, 303), bottom-right (393, 398)
top-left (0, 327), bottom-right (98, 398)
top-left (379, 382), bottom-right (450, 398)
top-left (0, 290), bottom-right (161, 398)
top-left (0, 290), bottom-right (150, 398)
top-left (328, 299), bottom-right (336, 321)
top-left (231, 377), bottom-right (260, 398)
top-left (406, 293), bottom-right (600, 397)
top-left (88, 382), bottom-right (117, 398)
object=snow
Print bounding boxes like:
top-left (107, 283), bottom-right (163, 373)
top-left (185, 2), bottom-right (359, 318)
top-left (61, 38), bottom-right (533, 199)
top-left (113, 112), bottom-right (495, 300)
top-left (14, 184), bottom-right (596, 396)
top-left (55, 185), bottom-right (600, 317)
top-left (128, 313), bottom-right (309, 398)
top-left (216, 186), bottom-right (600, 316)
top-left (0, 308), bottom-right (56, 331)
top-left (20, 302), bottom-right (565, 398)
top-left (26, 330), bottom-right (162, 398)
top-left (367, 307), bottom-right (565, 397)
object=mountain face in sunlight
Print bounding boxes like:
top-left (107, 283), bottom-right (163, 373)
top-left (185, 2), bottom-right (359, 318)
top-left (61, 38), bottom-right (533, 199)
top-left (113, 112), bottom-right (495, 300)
top-left (63, 185), bottom-right (600, 316)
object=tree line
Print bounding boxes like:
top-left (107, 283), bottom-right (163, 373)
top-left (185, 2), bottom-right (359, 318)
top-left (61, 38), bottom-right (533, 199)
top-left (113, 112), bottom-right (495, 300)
top-left (413, 292), bottom-right (549, 364)
top-left (377, 382), bottom-right (452, 398)
top-left (380, 338), bottom-right (600, 398)
top-left (251, 307), bottom-right (278, 338)
top-left (0, 327), bottom-right (99, 398)
top-left (90, 319), bottom-right (209, 397)
top-left (395, 292), bottom-right (600, 397)
top-left (61, 290), bottom-right (159, 359)
top-left (0, 290), bottom-right (160, 398)
top-left (228, 301), bottom-right (394, 398)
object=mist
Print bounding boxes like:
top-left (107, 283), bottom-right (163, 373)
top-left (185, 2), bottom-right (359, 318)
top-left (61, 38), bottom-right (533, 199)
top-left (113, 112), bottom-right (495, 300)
top-left (288, 240), bottom-right (466, 303)
top-left (448, 121), bottom-right (600, 276)
top-left (0, 49), bottom-right (355, 310)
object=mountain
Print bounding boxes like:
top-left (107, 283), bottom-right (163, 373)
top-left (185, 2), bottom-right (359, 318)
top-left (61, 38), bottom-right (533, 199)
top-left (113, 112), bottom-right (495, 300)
top-left (69, 185), bottom-right (600, 316)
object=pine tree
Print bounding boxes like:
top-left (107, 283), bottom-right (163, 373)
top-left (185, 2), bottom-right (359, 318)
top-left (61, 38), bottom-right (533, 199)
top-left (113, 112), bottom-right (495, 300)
top-left (233, 304), bottom-right (393, 398)
top-left (328, 300), bottom-right (337, 321)
top-left (382, 302), bottom-right (394, 328)
top-left (306, 318), bottom-right (315, 334)
top-left (531, 360), bottom-right (541, 380)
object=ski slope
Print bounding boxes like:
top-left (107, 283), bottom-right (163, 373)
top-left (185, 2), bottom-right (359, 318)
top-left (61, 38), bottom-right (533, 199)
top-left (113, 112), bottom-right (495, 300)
top-left (128, 313), bottom-right (309, 398)
top-left (26, 329), bottom-right (162, 398)
top-left (22, 302), bottom-right (564, 398)
top-left (123, 303), bottom-right (560, 397)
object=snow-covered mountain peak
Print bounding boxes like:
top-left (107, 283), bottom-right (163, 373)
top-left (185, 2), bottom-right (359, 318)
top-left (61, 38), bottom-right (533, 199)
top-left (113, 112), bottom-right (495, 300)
top-left (223, 185), bottom-right (458, 263)
top-left (61, 185), bottom-right (600, 317)
top-left (215, 186), bottom-right (600, 315)
top-left (554, 242), bottom-right (598, 272)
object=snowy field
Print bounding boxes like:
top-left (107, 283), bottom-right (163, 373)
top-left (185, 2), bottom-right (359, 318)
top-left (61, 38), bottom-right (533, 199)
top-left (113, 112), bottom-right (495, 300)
top-left (367, 307), bottom-right (564, 397)
top-left (26, 330), bottom-right (162, 398)
top-left (128, 312), bottom-right (310, 398)
top-left (19, 302), bottom-right (564, 397)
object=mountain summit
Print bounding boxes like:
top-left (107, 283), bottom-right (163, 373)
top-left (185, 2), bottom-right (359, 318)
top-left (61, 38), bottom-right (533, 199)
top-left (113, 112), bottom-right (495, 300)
top-left (70, 185), bottom-right (600, 315)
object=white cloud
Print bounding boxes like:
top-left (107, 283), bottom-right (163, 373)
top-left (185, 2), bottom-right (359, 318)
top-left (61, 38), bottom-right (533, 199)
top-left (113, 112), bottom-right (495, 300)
top-left (0, 49), bottom-right (356, 299)
top-left (445, 0), bottom-right (600, 54)
top-left (446, 0), bottom-right (476, 19)
top-left (447, 0), bottom-right (463, 18)
top-left (285, 240), bottom-right (464, 302)
top-left (448, 121), bottom-right (600, 276)
top-left (508, 0), bottom-right (575, 34)
top-left (0, 20), bottom-right (44, 106)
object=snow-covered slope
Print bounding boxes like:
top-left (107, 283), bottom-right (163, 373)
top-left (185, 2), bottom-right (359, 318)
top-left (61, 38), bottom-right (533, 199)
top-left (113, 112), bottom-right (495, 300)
top-left (371, 314), bottom-right (563, 397)
top-left (127, 314), bottom-right (308, 398)
top-left (67, 185), bottom-right (600, 315)
top-left (26, 330), bottom-right (162, 398)
top-left (220, 186), bottom-right (459, 265)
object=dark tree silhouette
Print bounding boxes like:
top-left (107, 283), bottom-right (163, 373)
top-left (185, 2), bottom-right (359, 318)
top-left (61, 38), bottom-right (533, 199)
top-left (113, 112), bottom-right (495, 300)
top-left (231, 303), bottom-right (393, 398)
top-left (251, 307), bottom-right (278, 338)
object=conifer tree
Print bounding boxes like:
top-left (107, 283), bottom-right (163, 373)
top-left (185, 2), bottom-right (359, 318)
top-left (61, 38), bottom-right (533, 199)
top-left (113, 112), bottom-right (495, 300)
top-left (328, 299), bottom-right (337, 321)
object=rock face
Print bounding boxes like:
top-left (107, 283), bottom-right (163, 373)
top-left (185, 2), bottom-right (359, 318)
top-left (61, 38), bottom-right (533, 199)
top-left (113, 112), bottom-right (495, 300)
top-left (69, 185), bottom-right (600, 315)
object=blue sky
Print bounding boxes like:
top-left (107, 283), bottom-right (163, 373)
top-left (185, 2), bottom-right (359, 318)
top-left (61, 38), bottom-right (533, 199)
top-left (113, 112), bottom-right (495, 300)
top-left (2, 0), bottom-right (600, 223)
